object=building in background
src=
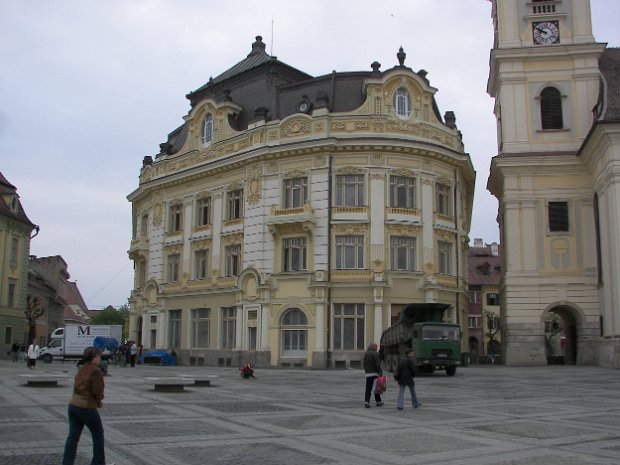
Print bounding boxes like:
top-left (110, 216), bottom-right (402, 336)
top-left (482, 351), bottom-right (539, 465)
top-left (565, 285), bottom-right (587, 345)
top-left (0, 172), bottom-right (38, 356)
top-left (487, 0), bottom-right (620, 367)
top-left (467, 238), bottom-right (501, 363)
top-left (128, 37), bottom-right (475, 368)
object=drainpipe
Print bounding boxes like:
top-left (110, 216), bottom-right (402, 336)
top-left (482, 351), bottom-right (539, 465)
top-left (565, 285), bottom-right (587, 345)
top-left (454, 168), bottom-right (460, 326)
top-left (326, 154), bottom-right (333, 369)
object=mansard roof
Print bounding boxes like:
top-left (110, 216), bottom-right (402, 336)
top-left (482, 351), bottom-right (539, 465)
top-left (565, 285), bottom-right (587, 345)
top-left (157, 37), bottom-right (450, 157)
top-left (0, 171), bottom-right (36, 229)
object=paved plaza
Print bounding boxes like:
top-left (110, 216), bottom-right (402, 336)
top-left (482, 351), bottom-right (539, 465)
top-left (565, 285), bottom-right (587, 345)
top-left (1, 360), bottom-right (619, 465)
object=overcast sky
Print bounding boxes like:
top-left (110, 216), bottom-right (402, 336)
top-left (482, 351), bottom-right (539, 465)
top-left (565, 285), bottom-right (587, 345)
top-left (2, 1), bottom-right (618, 309)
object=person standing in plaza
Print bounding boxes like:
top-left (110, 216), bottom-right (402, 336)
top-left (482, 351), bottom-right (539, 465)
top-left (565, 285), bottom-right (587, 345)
top-left (11, 342), bottom-right (20, 362)
top-left (62, 347), bottom-right (113, 465)
top-left (363, 342), bottom-right (384, 408)
top-left (27, 340), bottom-right (39, 369)
top-left (395, 348), bottom-right (422, 410)
top-left (130, 342), bottom-right (137, 367)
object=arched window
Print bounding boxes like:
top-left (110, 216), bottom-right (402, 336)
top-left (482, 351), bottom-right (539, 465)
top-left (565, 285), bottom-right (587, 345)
top-left (281, 308), bottom-right (308, 357)
top-left (540, 87), bottom-right (563, 129)
top-left (202, 113), bottom-right (213, 145)
top-left (393, 88), bottom-right (411, 119)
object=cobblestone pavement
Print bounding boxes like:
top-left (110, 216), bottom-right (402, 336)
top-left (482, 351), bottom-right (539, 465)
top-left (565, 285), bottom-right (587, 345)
top-left (1, 360), bottom-right (619, 465)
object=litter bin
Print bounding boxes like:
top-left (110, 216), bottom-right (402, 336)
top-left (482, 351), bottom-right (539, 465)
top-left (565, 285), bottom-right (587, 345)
top-left (461, 352), bottom-right (469, 367)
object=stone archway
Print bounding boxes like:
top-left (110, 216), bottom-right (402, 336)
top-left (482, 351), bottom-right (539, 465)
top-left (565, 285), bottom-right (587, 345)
top-left (544, 306), bottom-right (579, 365)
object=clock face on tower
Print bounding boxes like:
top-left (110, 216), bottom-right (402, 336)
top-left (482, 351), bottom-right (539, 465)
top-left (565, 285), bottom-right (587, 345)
top-left (533, 21), bottom-right (560, 45)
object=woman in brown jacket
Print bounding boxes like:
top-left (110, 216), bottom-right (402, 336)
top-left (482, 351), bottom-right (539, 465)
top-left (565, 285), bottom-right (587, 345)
top-left (62, 347), bottom-right (111, 465)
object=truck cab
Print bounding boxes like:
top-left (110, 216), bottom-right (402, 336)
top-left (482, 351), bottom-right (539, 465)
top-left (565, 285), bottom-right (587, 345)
top-left (412, 322), bottom-right (461, 375)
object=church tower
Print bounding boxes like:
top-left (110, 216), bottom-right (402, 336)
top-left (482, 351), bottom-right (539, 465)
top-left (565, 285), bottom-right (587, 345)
top-left (487, 0), bottom-right (608, 365)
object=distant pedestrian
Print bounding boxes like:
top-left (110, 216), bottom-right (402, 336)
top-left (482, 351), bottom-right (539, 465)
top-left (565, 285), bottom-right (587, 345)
top-left (394, 348), bottom-right (422, 410)
top-left (11, 342), bottom-right (20, 362)
top-left (363, 342), bottom-right (384, 408)
top-left (130, 342), bottom-right (137, 367)
top-left (62, 347), bottom-right (114, 465)
top-left (27, 340), bottom-right (39, 369)
top-left (239, 363), bottom-right (256, 379)
top-left (20, 344), bottom-right (27, 361)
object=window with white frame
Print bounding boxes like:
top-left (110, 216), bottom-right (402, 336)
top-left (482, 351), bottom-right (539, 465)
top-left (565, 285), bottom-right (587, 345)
top-left (468, 316), bottom-right (480, 329)
top-left (548, 201), bottom-right (569, 232)
top-left (168, 204), bottom-right (183, 232)
top-left (140, 214), bottom-right (148, 238)
top-left (221, 306), bottom-right (236, 349)
top-left (194, 250), bottom-right (208, 280)
top-left (8, 280), bottom-right (16, 307)
top-left (196, 197), bottom-right (211, 227)
top-left (202, 113), bottom-right (213, 146)
top-left (436, 183), bottom-right (452, 216)
top-left (168, 309), bottom-right (181, 348)
top-left (225, 244), bottom-right (241, 277)
top-left (247, 310), bottom-right (257, 351)
top-left (390, 175), bottom-right (416, 209)
top-left (390, 236), bottom-right (417, 271)
top-left (281, 308), bottom-right (308, 357)
top-left (335, 174), bottom-right (364, 207)
top-left (167, 253), bottom-right (180, 282)
top-left (10, 237), bottom-right (18, 270)
top-left (486, 293), bottom-right (500, 306)
top-left (394, 88), bottom-right (411, 119)
top-left (191, 308), bottom-right (210, 348)
top-left (284, 177), bottom-right (308, 208)
top-left (335, 235), bottom-right (364, 269)
top-left (227, 189), bottom-right (243, 220)
top-left (333, 303), bottom-right (365, 350)
top-left (438, 241), bottom-right (452, 275)
top-left (283, 237), bottom-right (307, 272)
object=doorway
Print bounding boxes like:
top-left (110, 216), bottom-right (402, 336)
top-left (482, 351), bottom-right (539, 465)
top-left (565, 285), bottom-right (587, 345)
top-left (544, 306), bottom-right (578, 365)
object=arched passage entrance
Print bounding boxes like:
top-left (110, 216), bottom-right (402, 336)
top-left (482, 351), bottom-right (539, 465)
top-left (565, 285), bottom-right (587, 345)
top-left (544, 305), bottom-right (579, 365)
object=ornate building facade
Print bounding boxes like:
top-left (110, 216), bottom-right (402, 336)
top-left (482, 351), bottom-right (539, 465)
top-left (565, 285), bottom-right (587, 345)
top-left (0, 172), bottom-right (38, 355)
top-left (128, 38), bottom-right (475, 368)
top-left (487, 0), bottom-right (620, 367)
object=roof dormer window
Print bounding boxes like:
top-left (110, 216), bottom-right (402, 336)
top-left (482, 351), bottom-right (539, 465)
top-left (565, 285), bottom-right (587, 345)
top-left (394, 88), bottom-right (411, 120)
top-left (202, 113), bottom-right (213, 146)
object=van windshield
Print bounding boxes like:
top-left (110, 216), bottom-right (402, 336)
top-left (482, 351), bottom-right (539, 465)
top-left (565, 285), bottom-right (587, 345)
top-left (421, 325), bottom-right (459, 341)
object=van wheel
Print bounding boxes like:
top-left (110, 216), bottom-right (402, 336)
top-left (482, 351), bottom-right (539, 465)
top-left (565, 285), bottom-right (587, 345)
top-left (446, 365), bottom-right (457, 376)
top-left (41, 354), bottom-right (53, 364)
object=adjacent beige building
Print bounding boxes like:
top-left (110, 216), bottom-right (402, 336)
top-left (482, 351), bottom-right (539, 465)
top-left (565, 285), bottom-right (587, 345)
top-left (487, 0), bottom-right (620, 367)
top-left (128, 38), bottom-right (475, 368)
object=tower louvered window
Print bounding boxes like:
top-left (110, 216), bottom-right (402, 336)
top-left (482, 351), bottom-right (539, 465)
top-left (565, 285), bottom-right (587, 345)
top-left (540, 87), bottom-right (563, 129)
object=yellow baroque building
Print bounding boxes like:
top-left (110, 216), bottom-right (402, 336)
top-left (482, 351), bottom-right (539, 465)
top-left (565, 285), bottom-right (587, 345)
top-left (127, 37), bottom-right (475, 368)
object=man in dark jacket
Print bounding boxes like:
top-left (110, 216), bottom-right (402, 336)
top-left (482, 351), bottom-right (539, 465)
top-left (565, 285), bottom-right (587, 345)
top-left (363, 342), bottom-right (384, 408)
top-left (395, 348), bottom-right (422, 410)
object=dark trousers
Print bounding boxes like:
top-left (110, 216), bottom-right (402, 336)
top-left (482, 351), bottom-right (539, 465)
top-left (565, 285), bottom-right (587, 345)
top-left (62, 404), bottom-right (105, 465)
top-left (365, 375), bottom-right (382, 403)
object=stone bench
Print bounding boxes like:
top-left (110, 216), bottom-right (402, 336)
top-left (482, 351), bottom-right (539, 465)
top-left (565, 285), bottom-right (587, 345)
top-left (179, 374), bottom-right (220, 387)
top-left (19, 374), bottom-right (68, 387)
top-left (145, 377), bottom-right (194, 392)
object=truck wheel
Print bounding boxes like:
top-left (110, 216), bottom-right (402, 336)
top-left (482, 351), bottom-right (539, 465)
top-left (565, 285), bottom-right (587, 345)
top-left (446, 365), bottom-right (457, 376)
top-left (41, 354), bottom-right (53, 364)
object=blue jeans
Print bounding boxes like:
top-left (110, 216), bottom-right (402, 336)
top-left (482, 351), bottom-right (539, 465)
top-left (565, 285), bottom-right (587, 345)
top-left (62, 404), bottom-right (106, 465)
top-left (397, 384), bottom-right (421, 409)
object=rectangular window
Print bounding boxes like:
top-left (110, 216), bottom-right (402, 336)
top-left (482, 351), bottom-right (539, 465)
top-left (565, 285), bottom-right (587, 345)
top-left (196, 197), bottom-right (212, 226)
top-left (488, 316), bottom-right (501, 331)
top-left (8, 280), bottom-right (16, 307)
top-left (191, 308), bottom-right (210, 348)
top-left (468, 317), bottom-right (479, 329)
top-left (227, 189), bottom-right (243, 220)
top-left (140, 214), bottom-right (148, 238)
top-left (194, 250), bottom-right (208, 280)
top-left (225, 244), bottom-right (242, 277)
top-left (10, 237), bottom-right (19, 269)
top-left (168, 309), bottom-right (181, 348)
top-left (438, 241), bottom-right (452, 275)
top-left (221, 306), bottom-right (236, 349)
top-left (5, 326), bottom-right (12, 344)
top-left (335, 235), bottom-right (364, 269)
top-left (333, 303), bottom-right (365, 351)
top-left (335, 175), bottom-right (364, 207)
top-left (283, 237), bottom-right (307, 271)
top-left (284, 177), bottom-right (308, 208)
top-left (469, 287), bottom-right (481, 303)
top-left (390, 236), bottom-right (417, 271)
top-left (436, 183), bottom-right (452, 216)
top-left (167, 254), bottom-right (180, 282)
top-left (548, 201), bottom-right (569, 232)
top-left (169, 204), bottom-right (183, 232)
top-left (248, 310), bottom-right (257, 351)
top-left (486, 293), bottom-right (500, 306)
top-left (390, 176), bottom-right (416, 209)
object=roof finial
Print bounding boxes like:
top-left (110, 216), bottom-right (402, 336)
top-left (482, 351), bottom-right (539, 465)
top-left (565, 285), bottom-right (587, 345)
top-left (397, 46), bottom-right (406, 66)
top-left (250, 35), bottom-right (267, 56)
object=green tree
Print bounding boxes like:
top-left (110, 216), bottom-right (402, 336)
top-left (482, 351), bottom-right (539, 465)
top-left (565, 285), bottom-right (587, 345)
top-left (91, 304), bottom-right (130, 335)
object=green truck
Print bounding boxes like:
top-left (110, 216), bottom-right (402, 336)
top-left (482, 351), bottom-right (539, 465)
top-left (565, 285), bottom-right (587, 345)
top-left (380, 303), bottom-right (461, 376)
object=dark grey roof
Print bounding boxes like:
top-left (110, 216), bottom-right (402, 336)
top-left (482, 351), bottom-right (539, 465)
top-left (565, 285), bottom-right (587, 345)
top-left (599, 47), bottom-right (620, 122)
top-left (0, 171), bottom-right (37, 229)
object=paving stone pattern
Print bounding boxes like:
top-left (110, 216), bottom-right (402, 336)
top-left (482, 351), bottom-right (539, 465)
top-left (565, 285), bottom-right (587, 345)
top-left (0, 361), bottom-right (619, 465)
